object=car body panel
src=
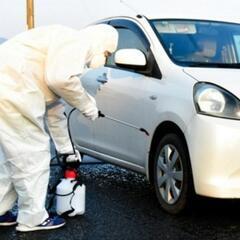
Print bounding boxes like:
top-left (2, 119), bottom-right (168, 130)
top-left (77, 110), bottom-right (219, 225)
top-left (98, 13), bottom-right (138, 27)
top-left (186, 114), bottom-right (240, 198)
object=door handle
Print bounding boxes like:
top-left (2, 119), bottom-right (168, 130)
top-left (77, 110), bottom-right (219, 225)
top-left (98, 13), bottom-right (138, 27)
top-left (149, 95), bottom-right (157, 100)
top-left (97, 78), bottom-right (108, 84)
top-left (97, 73), bottom-right (108, 84)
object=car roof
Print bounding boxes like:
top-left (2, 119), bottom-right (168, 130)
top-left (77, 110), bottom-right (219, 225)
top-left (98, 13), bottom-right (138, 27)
top-left (100, 0), bottom-right (240, 25)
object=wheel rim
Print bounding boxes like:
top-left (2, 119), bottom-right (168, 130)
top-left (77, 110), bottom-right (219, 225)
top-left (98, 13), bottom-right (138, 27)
top-left (156, 144), bottom-right (183, 205)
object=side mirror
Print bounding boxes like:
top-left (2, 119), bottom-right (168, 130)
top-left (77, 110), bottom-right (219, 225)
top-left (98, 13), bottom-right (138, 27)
top-left (114, 49), bottom-right (147, 69)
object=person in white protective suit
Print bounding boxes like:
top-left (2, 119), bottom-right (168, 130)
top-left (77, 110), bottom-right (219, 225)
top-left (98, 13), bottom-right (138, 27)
top-left (0, 24), bottom-right (118, 232)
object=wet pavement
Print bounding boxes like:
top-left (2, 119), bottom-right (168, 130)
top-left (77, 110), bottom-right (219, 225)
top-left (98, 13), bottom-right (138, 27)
top-left (1, 156), bottom-right (240, 240)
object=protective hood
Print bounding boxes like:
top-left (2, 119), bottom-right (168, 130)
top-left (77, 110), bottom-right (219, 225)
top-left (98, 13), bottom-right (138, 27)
top-left (85, 24), bottom-right (119, 58)
top-left (85, 24), bottom-right (119, 68)
top-left (46, 24), bottom-right (118, 84)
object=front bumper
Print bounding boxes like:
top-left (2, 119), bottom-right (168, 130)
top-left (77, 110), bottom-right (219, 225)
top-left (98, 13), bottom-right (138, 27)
top-left (186, 114), bottom-right (240, 198)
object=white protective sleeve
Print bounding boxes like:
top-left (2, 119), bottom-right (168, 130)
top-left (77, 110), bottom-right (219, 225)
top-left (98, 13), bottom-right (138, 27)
top-left (51, 75), bottom-right (97, 115)
top-left (45, 44), bottom-right (97, 115)
top-left (46, 100), bottom-right (74, 154)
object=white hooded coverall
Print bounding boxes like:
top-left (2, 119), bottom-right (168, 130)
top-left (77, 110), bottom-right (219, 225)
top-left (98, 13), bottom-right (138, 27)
top-left (0, 24), bottom-right (118, 227)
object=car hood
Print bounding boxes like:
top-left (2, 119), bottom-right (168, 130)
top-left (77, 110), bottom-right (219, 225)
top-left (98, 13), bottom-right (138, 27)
top-left (184, 67), bottom-right (240, 98)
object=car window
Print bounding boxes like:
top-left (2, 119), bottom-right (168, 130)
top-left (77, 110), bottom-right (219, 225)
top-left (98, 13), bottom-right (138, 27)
top-left (151, 20), bottom-right (240, 67)
top-left (106, 27), bottom-right (148, 67)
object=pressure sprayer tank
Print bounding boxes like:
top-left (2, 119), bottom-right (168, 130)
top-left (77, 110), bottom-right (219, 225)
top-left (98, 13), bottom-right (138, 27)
top-left (56, 169), bottom-right (86, 217)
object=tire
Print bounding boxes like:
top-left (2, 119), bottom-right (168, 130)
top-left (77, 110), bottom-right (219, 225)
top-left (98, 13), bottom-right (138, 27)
top-left (153, 133), bottom-right (194, 214)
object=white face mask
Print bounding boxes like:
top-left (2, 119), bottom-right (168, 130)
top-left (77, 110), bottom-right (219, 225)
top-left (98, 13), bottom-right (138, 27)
top-left (89, 54), bottom-right (106, 69)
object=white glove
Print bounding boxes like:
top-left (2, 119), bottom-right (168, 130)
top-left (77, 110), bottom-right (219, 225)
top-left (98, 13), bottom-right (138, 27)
top-left (82, 94), bottom-right (99, 121)
top-left (63, 149), bottom-right (82, 168)
top-left (82, 107), bottom-right (98, 121)
top-left (65, 149), bottom-right (81, 163)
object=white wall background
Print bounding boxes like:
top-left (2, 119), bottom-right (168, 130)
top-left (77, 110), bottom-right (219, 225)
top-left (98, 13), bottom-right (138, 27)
top-left (1, 0), bottom-right (239, 39)
top-left (0, 0), bottom-right (25, 38)
top-left (0, 0), bottom-right (133, 39)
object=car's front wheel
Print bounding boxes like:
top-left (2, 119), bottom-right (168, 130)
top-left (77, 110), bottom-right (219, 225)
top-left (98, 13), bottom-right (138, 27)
top-left (153, 133), bottom-right (194, 214)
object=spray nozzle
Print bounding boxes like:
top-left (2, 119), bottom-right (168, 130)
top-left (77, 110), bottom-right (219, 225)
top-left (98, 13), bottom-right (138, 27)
top-left (98, 111), bottom-right (105, 118)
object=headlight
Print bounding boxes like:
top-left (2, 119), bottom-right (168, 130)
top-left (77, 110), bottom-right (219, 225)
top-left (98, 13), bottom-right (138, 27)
top-left (193, 82), bottom-right (240, 119)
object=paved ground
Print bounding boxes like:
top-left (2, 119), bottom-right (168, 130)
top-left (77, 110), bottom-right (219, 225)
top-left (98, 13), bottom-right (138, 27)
top-left (2, 156), bottom-right (240, 240)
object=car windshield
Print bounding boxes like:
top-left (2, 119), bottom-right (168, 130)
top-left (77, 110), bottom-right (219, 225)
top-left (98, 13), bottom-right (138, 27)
top-left (151, 19), bottom-right (240, 68)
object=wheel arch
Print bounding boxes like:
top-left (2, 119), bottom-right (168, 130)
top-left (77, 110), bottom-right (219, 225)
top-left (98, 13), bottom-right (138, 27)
top-left (148, 121), bottom-right (192, 185)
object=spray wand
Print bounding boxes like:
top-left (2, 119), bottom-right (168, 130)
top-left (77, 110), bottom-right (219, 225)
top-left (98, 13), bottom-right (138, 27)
top-left (98, 111), bottom-right (149, 136)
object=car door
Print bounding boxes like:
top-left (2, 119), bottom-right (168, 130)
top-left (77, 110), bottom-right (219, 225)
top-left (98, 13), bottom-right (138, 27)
top-left (68, 66), bottom-right (109, 152)
top-left (91, 20), bottom-right (161, 167)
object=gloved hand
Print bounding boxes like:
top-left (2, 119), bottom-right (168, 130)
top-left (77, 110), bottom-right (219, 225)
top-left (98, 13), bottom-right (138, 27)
top-left (82, 94), bottom-right (99, 121)
top-left (62, 149), bottom-right (81, 169)
top-left (82, 107), bottom-right (98, 121)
